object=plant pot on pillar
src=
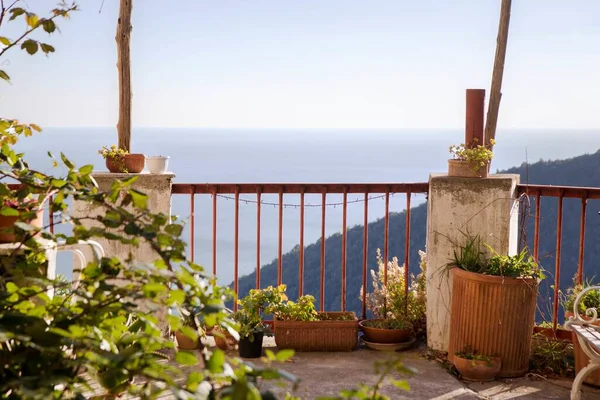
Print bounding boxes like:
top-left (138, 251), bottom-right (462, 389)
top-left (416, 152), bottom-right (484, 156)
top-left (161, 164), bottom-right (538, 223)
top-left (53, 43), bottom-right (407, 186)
top-left (448, 139), bottom-right (495, 178)
top-left (98, 145), bottom-right (145, 173)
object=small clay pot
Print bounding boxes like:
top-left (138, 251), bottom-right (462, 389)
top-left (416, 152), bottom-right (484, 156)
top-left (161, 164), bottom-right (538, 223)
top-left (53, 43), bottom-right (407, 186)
top-left (124, 154), bottom-right (146, 173)
top-left (359, 320), bottom-right (413, 344)
top-left (0, 209), bottom-right (44, 243)
top-left (454, 355), bottom-right (501, 382)
top-left (175, 331), bottom-right (201, 351)
top-left (448, 159), bottom-right (488, 178)
top-left (105, 157), bottom-right (123, 173)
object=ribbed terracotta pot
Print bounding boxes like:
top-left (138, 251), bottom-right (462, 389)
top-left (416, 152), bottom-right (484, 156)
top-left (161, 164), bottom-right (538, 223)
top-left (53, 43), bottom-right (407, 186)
top-left (453, 355), bottom-right (502, 382)
top-left (448, 268), bottom-right (538, 378)
top-left (0, 208), bottom-right (44, 243)
top-left (448, 159), bottom-right (488, 178)
top-left (566, 311), bottom-right (600, 387)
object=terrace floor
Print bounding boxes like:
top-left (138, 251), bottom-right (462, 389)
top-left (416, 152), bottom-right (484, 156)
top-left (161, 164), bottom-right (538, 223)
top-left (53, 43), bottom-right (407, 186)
top-left (208, 337), bottom-right (600, 400)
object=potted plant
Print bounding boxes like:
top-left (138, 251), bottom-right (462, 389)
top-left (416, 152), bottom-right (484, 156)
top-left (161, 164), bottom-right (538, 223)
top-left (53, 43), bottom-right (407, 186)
top-left (453, 346), bottom-right (501, 382)
top-left (266, 287), bottom-right (359, 352)
top-left (448, 138), bottom-right (495, 178)
top-left (0, 195), bottom-right (44, 243)
top-left (562, 278), bottom-right (600, 387)
top-left (231, 309), bottom-right (271, 358)
top-left (174, 308), bottom-right (203, 351)
top-left (146, 156), bottom-right (170, 174)
top-left (358, 249), bottom-right (422, 350)
top-left (233, 287), bottom-right (280, 358)
top-left (447, 233), bottom-right (544, 378)
top-left (98, 145), bottom-right (145, 173)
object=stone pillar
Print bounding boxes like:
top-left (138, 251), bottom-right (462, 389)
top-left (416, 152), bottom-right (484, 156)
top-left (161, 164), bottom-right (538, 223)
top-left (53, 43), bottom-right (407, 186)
top-left (71, 172), bottom-right (175, 328)
top-left (425, 173), bottom-right (520, 351)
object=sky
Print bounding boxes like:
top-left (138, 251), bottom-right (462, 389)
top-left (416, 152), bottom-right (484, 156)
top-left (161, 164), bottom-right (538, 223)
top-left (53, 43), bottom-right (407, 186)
top-left (0, 0), bottom-right (598, 129)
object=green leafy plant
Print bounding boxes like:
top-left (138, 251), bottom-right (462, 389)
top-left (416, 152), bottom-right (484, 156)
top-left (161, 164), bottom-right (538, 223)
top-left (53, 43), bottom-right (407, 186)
top-left (98, 144), bottom-right (129, 172)
top-left (317, 357), bottom-right (415, 400)
top-left (560, 276), bottom-right (600, 315)
top-left (529, 333), bottom-right (574, 378)
top-left (449, 232), bottom-right (544, 280)
top-left (449, 138), bottom-right (495, 172)
top-left (454, 346), bottom-right (496, 367)
top-left (360, 319), bottom-right (411, 330)
top-left (267, 293), bottom-right (319, 322)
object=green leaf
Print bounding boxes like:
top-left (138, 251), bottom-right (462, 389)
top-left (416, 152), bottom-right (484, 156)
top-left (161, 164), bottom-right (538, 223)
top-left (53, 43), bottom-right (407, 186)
top-left (0, 37), bottom-right (10, 46)
top-left (167, 289), bottom-right (185, 305)
top-left (78, 164), bottom-right (93, 174)
top-left (264, 349), bottom-right (276, 361)
top-left (9, 8), bottom-right (25, 21)
top-left (60, 153), bottom-right (75, 169)
top-left (21, 39), bottom-right (38, 55)
top-left (207, 349), bottom-right (225, 373)
top-left (50, 179), bottom-right (67, 188)
top-left (40, 43), bottom-right (55, 54)
top-left (0, 70), bottom-right (10, 82)
top-left (391, 380), bottom-right (410, 391)
top-left (175, 351), bottom-right (198, 366)
top-left (0, 207), bottom-right (19, 217)
top-left (275, 349), bottom-right (295, 362)
top-left (25, 13), bottom-right (39, 28)
top-left (129, 189), bottom-right (148, 209)
top-left (6, 282), bottom-right (18, 293)
top-left (42, 19), bottom-right (56, 33)
top-left (165, 223), bottom-right (183, 237)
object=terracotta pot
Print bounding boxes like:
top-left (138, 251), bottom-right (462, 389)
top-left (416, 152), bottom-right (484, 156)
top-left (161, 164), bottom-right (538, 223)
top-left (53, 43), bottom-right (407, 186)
top-left (0, 208), bottom-right (44, 243)
top-left (124, 154), bottom-right (145, 173)
top-left (105, 154), bottom-right (146, 173)
top-left (274, 312), bottom-right (359, 351)
top-left (566, 311), bottom-right (600, 387)
top-left (448, 159), bottom-right (488, 178)
top-left (175, 331), bottom-right (200, 350)
top-left (454, 355), bottom-right (502, 382)
top-left (448, 268), bottom-right (538, 378)
top-left (105, 157), bottom-right (123, 173)
top-left (359, 319), bottom-right (412, 344)
top-left (213, 330), bottom-right (238, 351)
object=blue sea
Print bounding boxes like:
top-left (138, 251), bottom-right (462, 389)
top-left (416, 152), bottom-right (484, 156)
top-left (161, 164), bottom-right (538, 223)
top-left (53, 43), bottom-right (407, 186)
top-left (15, 128), bottom-right (600, 285)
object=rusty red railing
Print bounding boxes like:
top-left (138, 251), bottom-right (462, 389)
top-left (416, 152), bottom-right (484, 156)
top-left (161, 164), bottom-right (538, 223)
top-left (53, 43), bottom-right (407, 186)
top-left (517, 184), bottom-right (600, 340)
top-left (172, 183), bottom-right (429, 316)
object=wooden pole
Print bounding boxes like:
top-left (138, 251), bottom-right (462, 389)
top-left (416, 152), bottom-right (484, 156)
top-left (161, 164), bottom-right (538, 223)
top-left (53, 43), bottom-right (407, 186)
top-left (116, 0), bottom-right (133, 152)
top-left (484, 0), bottom-right (512, 156)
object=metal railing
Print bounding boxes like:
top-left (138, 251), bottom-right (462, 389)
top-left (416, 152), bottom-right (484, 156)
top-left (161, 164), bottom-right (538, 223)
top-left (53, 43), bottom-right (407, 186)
top-left (517, 184), bottom-right (600, 339)
top-left (172, 183), bottom-right (429, 316)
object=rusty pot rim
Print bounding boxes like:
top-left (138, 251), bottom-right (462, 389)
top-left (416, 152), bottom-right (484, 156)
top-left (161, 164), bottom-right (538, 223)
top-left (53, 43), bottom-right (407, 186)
top-left (451, 267), bottom-right (537, 285)
top-left (358, 319), bottom-right (413, 331)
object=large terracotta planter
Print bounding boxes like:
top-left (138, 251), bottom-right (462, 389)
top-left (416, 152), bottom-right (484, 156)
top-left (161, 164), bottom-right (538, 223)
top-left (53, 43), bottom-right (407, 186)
top-left (453, 355), bottom-right (502, 382)
top-left (448, 268), bottom-right (538, 378)
top-left (566, 311), bottom-right (600, 387)
top-left (448, 159), bottom-right (488, 178)
top-left (359, 319), bottom-right (412, 344)
top-left (274, 312), bottom-right (358, 351)
top-left (0, 209), bottom-right (44, 243)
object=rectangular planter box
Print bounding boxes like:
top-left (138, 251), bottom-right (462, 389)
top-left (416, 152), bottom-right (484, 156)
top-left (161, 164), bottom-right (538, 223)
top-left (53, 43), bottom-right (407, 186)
top-left (274, 312), bottom-right (358, 352)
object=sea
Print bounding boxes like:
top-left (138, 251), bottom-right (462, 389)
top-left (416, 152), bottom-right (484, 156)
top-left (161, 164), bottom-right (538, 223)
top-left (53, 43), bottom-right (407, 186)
top-left (15, 128), bottom-right (600, 285)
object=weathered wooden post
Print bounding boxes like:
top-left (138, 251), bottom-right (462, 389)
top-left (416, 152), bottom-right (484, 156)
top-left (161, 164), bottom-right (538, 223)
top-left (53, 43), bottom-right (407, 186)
top-left (116, 0), bottom-right (133, 152)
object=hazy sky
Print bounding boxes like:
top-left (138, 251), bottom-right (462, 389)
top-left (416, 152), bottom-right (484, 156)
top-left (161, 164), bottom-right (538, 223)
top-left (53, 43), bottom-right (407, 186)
top-left (1, 0), bottom-right (598, 129)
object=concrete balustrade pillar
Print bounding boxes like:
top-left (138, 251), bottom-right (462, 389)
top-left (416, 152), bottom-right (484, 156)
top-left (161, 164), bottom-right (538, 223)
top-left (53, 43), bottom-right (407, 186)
top-left (425, 173), bottom-right (520, 351)
top-left (72, 172), bottom-right (175, 327)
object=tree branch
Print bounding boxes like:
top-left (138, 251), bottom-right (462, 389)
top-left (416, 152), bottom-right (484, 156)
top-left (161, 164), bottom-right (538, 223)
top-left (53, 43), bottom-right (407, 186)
top-left (0, 4), bottom-right (77, 58)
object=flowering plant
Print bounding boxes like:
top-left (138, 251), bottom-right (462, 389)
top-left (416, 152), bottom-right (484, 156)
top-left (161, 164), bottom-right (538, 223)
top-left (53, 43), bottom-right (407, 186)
top-left (360, 249), bottom-right (427, 337)
top-left (449, 138), bottom-right (495, 171)
top-left (98, 145), bottom-right (128, 172)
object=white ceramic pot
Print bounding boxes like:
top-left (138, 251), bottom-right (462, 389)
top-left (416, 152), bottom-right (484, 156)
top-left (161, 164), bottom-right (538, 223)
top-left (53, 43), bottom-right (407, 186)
top-left (146, 156), bottom-right (170, 174)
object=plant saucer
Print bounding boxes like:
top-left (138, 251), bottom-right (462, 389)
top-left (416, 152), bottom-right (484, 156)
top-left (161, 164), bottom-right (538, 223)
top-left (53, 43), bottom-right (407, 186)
top-left (360, 336), bottom-right (416, 352)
